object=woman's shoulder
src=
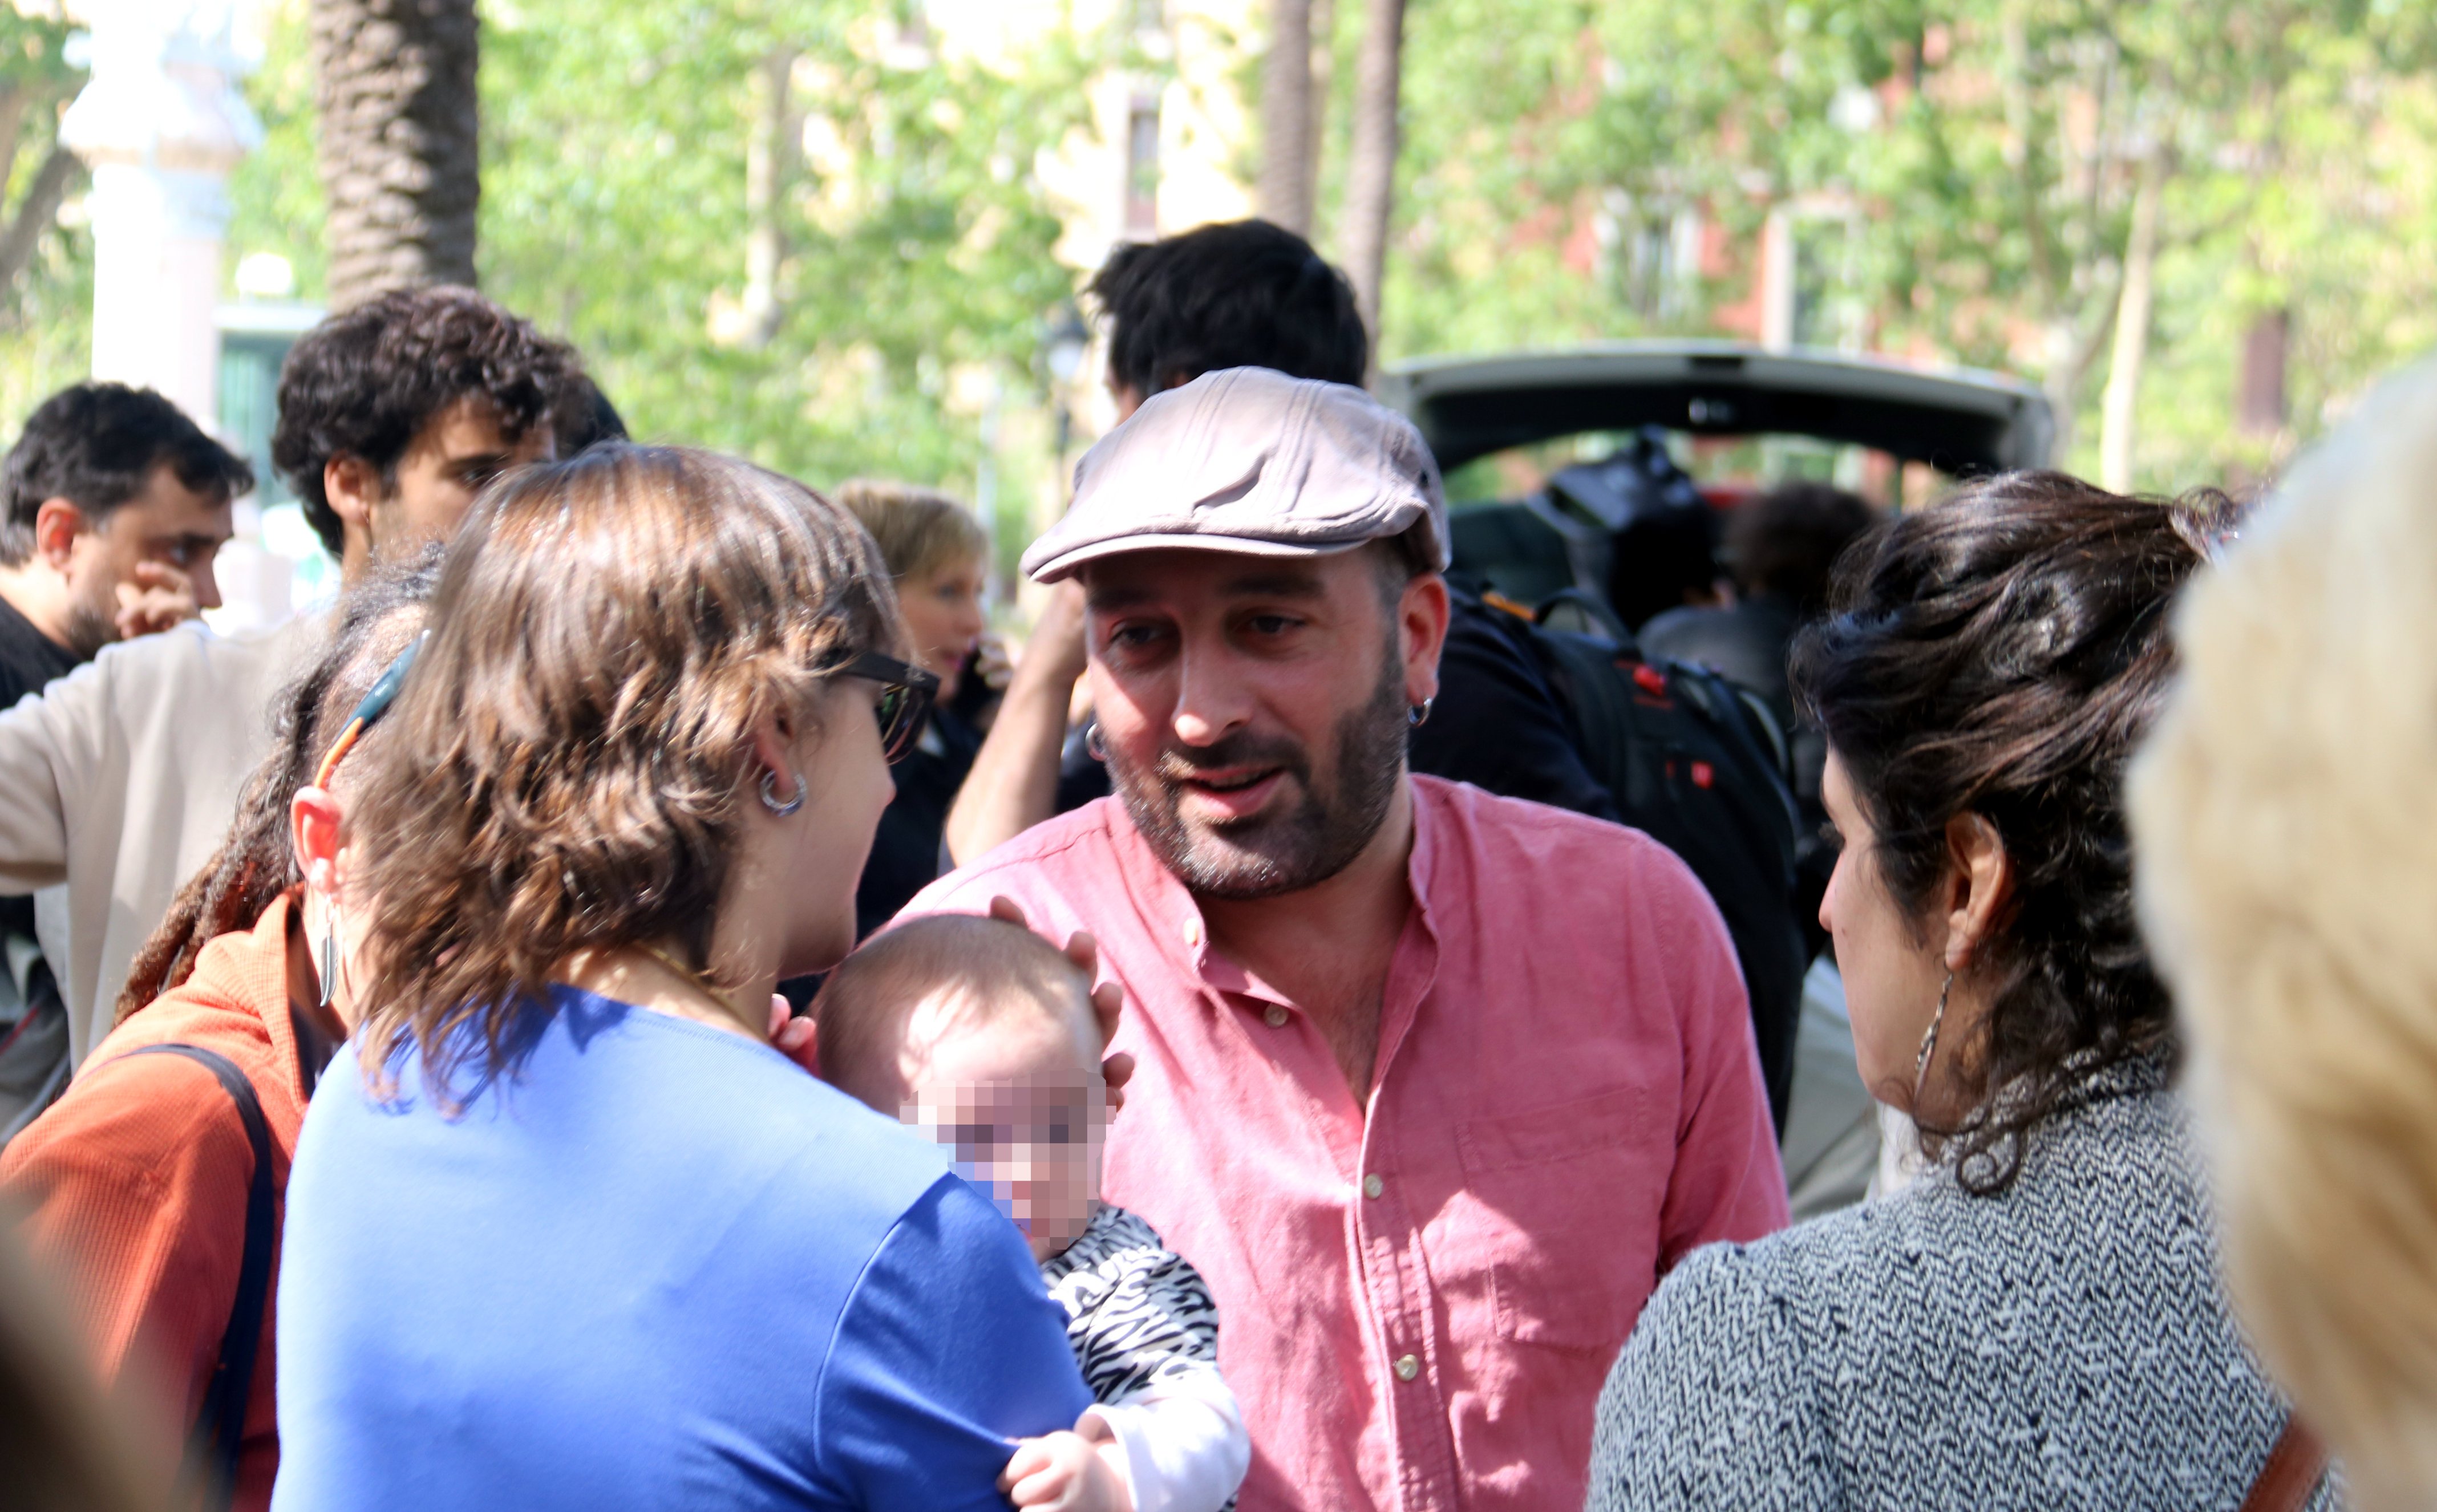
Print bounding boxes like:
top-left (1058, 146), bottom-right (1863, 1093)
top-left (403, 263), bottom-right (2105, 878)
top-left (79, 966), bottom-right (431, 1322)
top-left (1592, 1080), bottom-right (2284, 1512)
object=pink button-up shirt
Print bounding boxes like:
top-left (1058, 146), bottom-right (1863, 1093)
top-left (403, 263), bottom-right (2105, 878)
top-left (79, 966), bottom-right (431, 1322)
top-left (904, 777), bottom-right (1787, 1512)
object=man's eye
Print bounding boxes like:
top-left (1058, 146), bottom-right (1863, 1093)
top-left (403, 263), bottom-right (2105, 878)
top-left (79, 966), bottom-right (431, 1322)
top-left (1246, 614), bottom-right (1298, 636)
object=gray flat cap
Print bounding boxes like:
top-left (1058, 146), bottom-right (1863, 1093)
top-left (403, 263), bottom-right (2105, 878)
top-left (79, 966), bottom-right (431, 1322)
top-left (1021, 367), bottom-right (1452, 583)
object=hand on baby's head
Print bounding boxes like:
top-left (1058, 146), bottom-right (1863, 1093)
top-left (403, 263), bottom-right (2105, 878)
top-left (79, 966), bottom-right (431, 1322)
top-left (1001, 1426), bottom-right (1132, 1512)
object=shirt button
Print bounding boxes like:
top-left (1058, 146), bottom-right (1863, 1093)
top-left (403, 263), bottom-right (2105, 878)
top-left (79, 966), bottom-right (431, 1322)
top-left (1263, 1005), bottom-right (1289, 1028)
top-left (1362, 1173), bottom-right (1385, 1199)
top-left (1393, 1353), bottom-right (1420, 1382)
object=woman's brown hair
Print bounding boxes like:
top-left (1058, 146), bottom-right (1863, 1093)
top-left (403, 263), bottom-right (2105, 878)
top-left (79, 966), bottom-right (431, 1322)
top-left (346, 444), bottom-right (902, 1095)
top-left (1788, 470), bottom-right (2234, 1193)
top-left (115, 552), bottom-right (443, 1020)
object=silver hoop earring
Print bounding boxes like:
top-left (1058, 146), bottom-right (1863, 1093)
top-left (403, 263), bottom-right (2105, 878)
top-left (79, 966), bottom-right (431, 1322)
top-left (1084, 721), bottom-right (1108, 763)
top-left (759, 768), bottom-right (805, 817)
top-left (1407, 698), bottom-right (1434, 728)
top-left (317, 903), bottom-right (341, 1015)
top-left (1911, 969), bottom-right (1953, 1104)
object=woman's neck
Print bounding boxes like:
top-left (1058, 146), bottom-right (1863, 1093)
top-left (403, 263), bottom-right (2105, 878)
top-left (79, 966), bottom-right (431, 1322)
top-left (561, 945), bottom-right (770, 1045)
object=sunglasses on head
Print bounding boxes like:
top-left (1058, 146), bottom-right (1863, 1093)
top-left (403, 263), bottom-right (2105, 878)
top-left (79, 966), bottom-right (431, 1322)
top-left (837, 649), bottom-right (939, 764)
top-left (313, 630), bottom-right (432, 790)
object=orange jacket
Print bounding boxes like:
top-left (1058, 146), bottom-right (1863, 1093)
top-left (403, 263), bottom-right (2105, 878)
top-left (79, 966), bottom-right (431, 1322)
top-left (1, 894), bottom-right (318, 1512)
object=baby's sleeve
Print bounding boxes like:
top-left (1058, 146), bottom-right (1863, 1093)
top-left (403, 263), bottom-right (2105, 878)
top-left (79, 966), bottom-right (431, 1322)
top-left (1085, 1373), bottom-right (1248, 1512)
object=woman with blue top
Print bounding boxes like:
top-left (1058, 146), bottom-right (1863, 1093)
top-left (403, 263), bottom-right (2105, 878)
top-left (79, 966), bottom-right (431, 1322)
top-left (270, 445), bottom-right (1092, 1511)
top-left (1585, 473), bottom-right (2334, 1511)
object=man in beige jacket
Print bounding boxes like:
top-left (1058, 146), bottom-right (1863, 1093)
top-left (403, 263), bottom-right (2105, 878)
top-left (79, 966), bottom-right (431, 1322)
top-left (0, 288), bottom-right (591, 1114)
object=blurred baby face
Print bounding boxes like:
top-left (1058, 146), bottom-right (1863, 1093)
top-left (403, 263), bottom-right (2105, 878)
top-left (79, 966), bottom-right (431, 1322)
top-left (897, 991), bottom-right (1107, 1263)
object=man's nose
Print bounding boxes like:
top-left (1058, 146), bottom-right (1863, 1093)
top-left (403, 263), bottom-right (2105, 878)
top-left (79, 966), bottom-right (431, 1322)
top-left (191, 558), bottom-right (223, 611)
top-left (1169, 644), bottom-right (1252, 747)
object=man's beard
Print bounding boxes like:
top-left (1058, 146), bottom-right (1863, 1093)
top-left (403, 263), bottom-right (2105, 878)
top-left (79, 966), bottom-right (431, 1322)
top-left (57, 598), bottom-right (115, 660)
top-left (1109, 639), bottom-right (1408, 902)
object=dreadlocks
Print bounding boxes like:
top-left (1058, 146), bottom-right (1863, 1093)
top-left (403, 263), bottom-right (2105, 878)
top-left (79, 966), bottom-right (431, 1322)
top-left (115, 550), bottom-right (443, 1020)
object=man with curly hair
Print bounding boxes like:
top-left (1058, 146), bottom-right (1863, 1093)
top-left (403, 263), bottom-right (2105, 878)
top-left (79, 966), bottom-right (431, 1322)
top-left (0, 287), bottom-right (591, 1099)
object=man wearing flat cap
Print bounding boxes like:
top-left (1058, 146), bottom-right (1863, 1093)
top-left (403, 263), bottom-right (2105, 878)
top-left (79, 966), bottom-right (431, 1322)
top-left (903, 367), bottom-right (1786, 1512)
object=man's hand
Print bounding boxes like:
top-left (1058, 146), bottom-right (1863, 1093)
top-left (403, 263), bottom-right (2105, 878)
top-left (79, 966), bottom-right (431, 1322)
top-left (986, 895), bottom-right (1132, 1110)
top-left (114, 562), bottom-right (204, 638)
top-left (999, 1429), bottom-right (1132, 1512)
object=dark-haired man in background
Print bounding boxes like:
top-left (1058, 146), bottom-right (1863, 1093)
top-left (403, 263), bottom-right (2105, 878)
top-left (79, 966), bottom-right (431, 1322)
top-left (0, 382), bottom-right (252, 704)
top-left (0, 383), bottom-right (252, 1134)
top-left (0, 288), bottom-right (588, 1102)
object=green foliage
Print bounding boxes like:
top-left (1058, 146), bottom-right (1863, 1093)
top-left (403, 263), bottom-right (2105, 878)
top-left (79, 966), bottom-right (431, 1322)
top-left (225, 0), bottom-right (327, 303)
top-left (476, 0), bottom-right (1098, 493)
top-left (0, 8), bottom-right (86, 433)
top-left (1362, 0), bottom-right (2437, 492)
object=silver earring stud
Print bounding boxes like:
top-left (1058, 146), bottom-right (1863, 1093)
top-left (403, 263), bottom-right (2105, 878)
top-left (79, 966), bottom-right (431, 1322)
top-left (1407, 698), bottom-right (1434, 728)
top-left (1084, 720), bottom-right (1108, 763)
top-left (759, 768), bottom-right (805, 816)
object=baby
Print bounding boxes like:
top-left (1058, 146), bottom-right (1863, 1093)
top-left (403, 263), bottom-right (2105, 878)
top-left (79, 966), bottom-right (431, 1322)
top-left (814, 914), bottom-right (1248, 1512)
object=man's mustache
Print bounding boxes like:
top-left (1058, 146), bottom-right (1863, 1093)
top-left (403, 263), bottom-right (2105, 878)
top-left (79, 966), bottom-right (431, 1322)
top-left (1149, 731), bottom-right (1311, 785)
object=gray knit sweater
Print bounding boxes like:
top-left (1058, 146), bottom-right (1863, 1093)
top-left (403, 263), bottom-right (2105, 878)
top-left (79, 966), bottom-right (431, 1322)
top-left (1586, 1057), bottom-right (2337, 1511)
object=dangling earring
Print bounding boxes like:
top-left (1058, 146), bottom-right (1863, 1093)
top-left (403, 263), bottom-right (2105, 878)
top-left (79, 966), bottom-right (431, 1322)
top-left (1084, 720), bottom-right (1108, 763)
top-left (317, 901), bottom-right (341, 1015)
top-left (1911, 968), bottom-right (1953, 1104)
top-left (1407, 697), bottom-right (1434, 728)
top-left (759, 768), bottom-right (805, 817)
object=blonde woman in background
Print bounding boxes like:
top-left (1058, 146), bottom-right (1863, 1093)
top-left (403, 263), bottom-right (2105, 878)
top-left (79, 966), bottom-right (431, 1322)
top-left (830, 480), bottom-right (992, 940)
top-left (2132, 363), bottom-right (2437, 1512)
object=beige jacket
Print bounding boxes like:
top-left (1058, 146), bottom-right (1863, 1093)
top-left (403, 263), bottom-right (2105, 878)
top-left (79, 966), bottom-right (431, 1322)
top-left (0, 615), bottom-right (323, 1064)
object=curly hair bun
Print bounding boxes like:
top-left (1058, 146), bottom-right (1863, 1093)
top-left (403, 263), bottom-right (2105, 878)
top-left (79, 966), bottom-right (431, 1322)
top-left (1790, 469), bottom-right (2237, 1192)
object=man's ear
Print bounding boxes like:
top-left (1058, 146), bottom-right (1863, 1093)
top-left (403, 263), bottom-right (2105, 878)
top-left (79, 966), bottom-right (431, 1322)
top-left (1399, 571), bottom-right (1452, 708)
top-left (1941, 812), bottom-right (2013, 973)
top-left (31, 497), bottom-right (88, 569)
top-left (323, 454), bottom-right (383, 533)
top-left (290, 785), bottom-right (346, 894)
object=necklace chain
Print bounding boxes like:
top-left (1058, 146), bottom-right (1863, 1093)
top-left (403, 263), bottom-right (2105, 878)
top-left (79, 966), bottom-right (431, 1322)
top-left (634, 943), bottom-right (755, 1035)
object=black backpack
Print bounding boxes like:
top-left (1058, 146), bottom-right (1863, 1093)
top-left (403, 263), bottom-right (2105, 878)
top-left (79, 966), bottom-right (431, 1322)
top-left (1502, 591), bottom-right (1809, 1126)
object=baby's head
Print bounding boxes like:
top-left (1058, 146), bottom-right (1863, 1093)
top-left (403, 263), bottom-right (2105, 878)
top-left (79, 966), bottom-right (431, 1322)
top-left (815, 914), bottom-right (1106, 1261)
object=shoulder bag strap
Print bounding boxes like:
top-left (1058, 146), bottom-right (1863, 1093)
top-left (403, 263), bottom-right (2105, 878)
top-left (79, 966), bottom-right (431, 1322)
top-left (119, 1043), bottom-right (275, 1512)
top-left (2239, 1413), bottom-right (2331, 1512)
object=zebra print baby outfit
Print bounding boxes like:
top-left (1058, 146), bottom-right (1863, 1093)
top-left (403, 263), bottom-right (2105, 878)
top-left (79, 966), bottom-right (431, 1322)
top-left (1041, 1203), bottom-right (1221, 1406)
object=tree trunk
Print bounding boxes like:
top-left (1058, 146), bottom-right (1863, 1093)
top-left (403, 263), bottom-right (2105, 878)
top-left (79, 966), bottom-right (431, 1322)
top-left (2236, 306), bottom-right (2289, 438)
top-left (739, 48), bottom-right (799, 349)
top-left (311, 0), bottom-right (481, 309)
top-left (1306, 0), bottom-right (1334, 234)
top-left (2099, 142), bottom-right (2167, 492)
top-left (0, 145), bottom-right (81, 294)
top-left (1339, 0), bottom-right (1406, 363)
top-left (1257, 0), bottom-right (1314, 234)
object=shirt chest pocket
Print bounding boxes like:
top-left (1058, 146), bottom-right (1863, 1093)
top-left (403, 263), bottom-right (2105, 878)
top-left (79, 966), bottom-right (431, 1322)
top-left (1452, 1086), bottom-right (1666, 1353)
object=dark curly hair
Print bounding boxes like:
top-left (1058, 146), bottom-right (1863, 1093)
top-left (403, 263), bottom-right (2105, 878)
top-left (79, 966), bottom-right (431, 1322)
top-left (1789, 470), bottom-right (2234, 1194)
top-left (1089, 218), bottom-right (1368, 397)
top-left (270, 286), bottom-right (582, 557)
top-left (1, 383), bottom-right (254, 565)
top-left (116, 549), bottom-right (442, 1019)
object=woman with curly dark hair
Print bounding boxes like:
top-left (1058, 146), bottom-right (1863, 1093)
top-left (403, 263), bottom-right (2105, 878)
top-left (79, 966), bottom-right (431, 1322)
top-left (1585, 472), bottom-right (2331, 1511)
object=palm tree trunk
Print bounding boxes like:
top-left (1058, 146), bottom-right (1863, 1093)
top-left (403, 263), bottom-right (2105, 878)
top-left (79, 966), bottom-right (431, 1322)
top-left (2099, 142), bottom-right (2167, 492)
top-left (1339, 0), bottom-right (1405, 362)
top-left (1258, 0), bottom-right (1314, 234)
top-left (311, 0), bottom-right (480, 309)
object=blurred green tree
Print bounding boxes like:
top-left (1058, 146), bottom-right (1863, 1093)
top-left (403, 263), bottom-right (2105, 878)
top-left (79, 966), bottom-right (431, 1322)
top-left (0, 9), bottom-right (88, 428)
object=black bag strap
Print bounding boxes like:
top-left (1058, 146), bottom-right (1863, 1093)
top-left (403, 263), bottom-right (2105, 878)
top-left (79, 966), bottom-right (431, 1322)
top-left (119, 1043), bottom-right (274, 1512)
